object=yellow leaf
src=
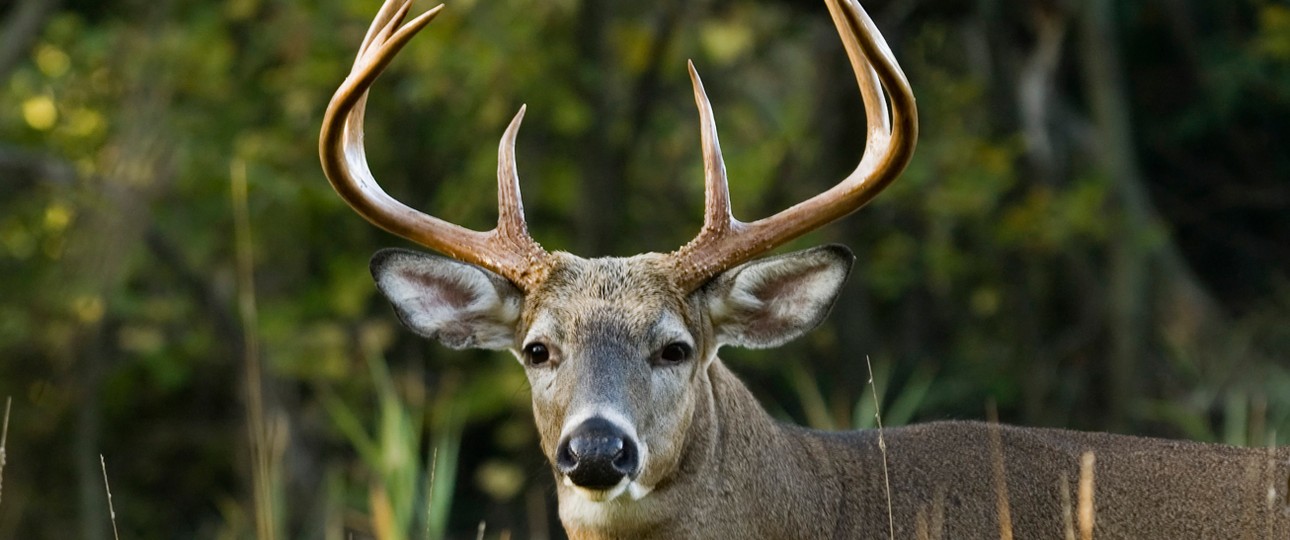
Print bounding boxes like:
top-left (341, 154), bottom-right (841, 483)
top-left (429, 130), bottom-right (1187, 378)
top-left (43, 202), bottom-right (72, 233)
top-left (701, 20), bottom-right (754, 65)
top-left (35, 45), bottom-right (70, 78)
top-left (22, 96), bottom-right (58, 131)
top-left (369, 483), bottom-right (399, 540)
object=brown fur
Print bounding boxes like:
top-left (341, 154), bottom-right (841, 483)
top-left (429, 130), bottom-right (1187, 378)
top-left (562, 360), bottom-right (1290, 539)
top-left (343, 1), bottom-right (1287, 536)
top-left (511, 254), bottom-right (1290, 539)
top-left (372, 249), bottom-right (1290, 538)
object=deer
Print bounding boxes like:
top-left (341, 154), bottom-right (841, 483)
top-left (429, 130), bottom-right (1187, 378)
top-left (320, 0), bottom-right (1290, 537)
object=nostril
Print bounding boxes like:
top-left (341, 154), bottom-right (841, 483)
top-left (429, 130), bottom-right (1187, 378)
top-left (612, 439), bottom-right (638, 475)
top-left (555, 438), bottom-right (577, 473)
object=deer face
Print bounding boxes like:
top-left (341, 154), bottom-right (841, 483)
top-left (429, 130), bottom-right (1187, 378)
top-left (371, 246), bottom-right (853, 504)
top-left (515, 254), bottom-right (705, 503)
top-left (326, 0), bottom-right (910, 518)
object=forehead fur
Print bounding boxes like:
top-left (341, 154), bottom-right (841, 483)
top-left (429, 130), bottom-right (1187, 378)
top-left (522, 252), bottom-right (694, 331)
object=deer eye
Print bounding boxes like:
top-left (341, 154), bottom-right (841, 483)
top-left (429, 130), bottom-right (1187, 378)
top-left (657, 342), bottom-right (692, 365)
top-left (523, 342), bottom-right (552, 366)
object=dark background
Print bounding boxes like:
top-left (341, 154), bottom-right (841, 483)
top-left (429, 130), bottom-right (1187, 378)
top-left (0, 0), bottom-right (1287, 538)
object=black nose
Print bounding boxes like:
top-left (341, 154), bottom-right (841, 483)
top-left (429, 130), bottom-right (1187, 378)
top-left (555, 417), bottom-right (640, 490)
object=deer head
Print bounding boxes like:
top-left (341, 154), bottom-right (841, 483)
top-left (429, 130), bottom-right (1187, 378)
top-left (321, 0), bottom-right (914, 517)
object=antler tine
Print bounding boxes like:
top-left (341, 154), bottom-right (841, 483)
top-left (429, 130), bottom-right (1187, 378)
top-left (495, 105), bottom-right (550, 272)
top-left (359, 0), bottom-right (412, 56)
top-left (668, 0), bottom-right (918, 291)
top-left (686, 61), bottom-right (736, 246)
top-left (827, 0), bottom-right (890, 147)
top-left (320, 1), bottom-right (550, 291)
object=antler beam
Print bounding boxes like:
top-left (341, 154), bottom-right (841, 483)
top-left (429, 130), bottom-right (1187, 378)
top-left (319, 0), bottom-right (550, 291)
top-left (666, 0), bottom-right (918, 291)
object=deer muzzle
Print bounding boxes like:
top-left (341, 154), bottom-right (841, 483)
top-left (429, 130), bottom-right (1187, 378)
top-left (556, 416), bottom-right (641, 491)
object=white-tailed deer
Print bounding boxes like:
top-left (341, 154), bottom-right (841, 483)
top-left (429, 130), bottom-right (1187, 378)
top-left (321, 0), bottom-right (1290, 537)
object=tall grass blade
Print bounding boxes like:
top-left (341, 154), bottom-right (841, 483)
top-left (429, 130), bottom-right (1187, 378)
top-left (865, 356), bottom-right (895, 540)
top-left (0, 396), bottom-right (9, 508)
top-left (100, 454), bottom-right (119, 540)
top-left (231, 158), bottom-right (282, 540)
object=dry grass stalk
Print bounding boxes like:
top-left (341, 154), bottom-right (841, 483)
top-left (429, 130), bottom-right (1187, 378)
top-left (915, 507), bottom-right (929, 540)
top-left (475, 521), bottom-right (487, 540)
top-left (231, 159), bottom-right (280, 540)
top-left (1266, 435), bottom-right (1281, 539)
top-left (100, 454), bottom-right (120, 540)
top-left (1078, 451), bottom-right (1096, 540)
top-left (0, 396), bottom-right (10, 508)
top-left (929, 486), bottom-right (945, 539)
top-left (1060, 471), bottom-right (1075, 540)
top-left (914, 488), bottom-right (946, 540)
top-left (865, 356), bottom-right (895, 539)
top-left (426, 447), bottom-right (438, 540)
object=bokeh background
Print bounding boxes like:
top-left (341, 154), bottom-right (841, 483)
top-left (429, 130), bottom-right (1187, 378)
top-left (1, 0), bottom-right (1288, 538)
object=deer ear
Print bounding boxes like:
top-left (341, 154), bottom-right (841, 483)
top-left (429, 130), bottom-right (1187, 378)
top-left (370, 248), bottom-right (523, 350)
top-left (706, 245), bottom-right (854, 349)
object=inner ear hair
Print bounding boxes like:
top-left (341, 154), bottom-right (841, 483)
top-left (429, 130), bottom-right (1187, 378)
top-left (708, 245), bottom-right (853, 349)
top-left (370, 248), bottom-right (523, 350)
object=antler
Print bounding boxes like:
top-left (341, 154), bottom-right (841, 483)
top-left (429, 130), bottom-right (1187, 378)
top-left (319, 0), bottom-right (550, 291)
top-left (667, 0), bottom-right (918, 291)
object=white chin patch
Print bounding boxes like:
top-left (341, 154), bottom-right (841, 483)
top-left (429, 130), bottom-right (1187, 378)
top-left (564, 474), bottom-right (653, 502)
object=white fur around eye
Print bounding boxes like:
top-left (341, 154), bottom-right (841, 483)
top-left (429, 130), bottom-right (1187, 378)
top-left (653, 312), bottom-right (695, 350)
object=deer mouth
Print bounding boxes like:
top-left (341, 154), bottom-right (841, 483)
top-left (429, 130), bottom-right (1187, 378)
top-left (563, 474), bottom-right (654, 503)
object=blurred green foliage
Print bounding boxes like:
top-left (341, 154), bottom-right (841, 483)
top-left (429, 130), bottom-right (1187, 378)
top-left (0, 0), bottom-right (1287, 538)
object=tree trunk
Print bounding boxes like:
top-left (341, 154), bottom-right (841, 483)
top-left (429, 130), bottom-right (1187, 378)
top-left (1078, 0), bottom-right (1222, 427)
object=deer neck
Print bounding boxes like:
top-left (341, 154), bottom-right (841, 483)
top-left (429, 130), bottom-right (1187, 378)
top-left (561, 358), bottom-right (878, 539)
